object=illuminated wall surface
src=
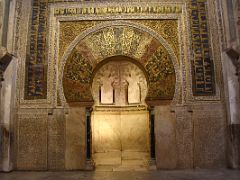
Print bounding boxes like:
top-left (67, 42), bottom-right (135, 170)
top-left (7, 0), bottom-right (230, 171)
top-left (25, 0), bottom-right (215, 100)
top-left (90, 60), bottom-right (149, 167)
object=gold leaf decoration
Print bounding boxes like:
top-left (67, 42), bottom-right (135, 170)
top-left (62, 23), bottom-right (177, 102)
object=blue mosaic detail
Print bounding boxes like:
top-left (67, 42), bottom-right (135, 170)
top-left (190, 0), bottom-right (215, 95)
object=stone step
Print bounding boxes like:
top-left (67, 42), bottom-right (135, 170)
top-left (95, 165), bottom-right (115, 171)
top-left (94, 157), bottom-right (121, 166)
top-left (121, 151), bottom-right (149, 160)
top-left (121, 159), bottom-right (148, 166)
top-left (113, 165), bottom-right (148, 171)
top-left (93, 151), bottom-right (121, 166)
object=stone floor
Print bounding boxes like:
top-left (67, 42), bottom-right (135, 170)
top-left (0, 169), bottom-right (240, 180)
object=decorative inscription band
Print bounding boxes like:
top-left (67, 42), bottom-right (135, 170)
top-left (54, 6), bottom-right (182, 16)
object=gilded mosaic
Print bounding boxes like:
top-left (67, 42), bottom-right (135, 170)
top-left (63, 25), bottom-right (175, 102)
top-left (25, 0), bottom-right (215, 100)
top-left (59, 21), bottom-right (101, 62)
top-left (132, 20), bottom-right (179, 61)
top-left (63, 48), bottom-right (93, 102)
top-left (59, 20), bottom-right (179, 62)
top-left (146, 45), bottom-right (175, 100)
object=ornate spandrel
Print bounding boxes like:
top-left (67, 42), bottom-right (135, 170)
top-left (63, 49), bottom-right (93, 102)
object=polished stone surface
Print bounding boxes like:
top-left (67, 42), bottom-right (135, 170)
top-left (92, 110), bottom-right (150, 167)
top-left (155, 105), bottom-right (177, 169)
top-left (66, 107), bottom-right (86, 170)
top-left (0, 170), bottom-right (240, 180)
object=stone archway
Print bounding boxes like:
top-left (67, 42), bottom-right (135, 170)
top-left (91, 56), bottom-right (149, 170)
top-left (60, 21), bottom-right (179, 170)
top-left (60, 22), bottom-right (178, 105)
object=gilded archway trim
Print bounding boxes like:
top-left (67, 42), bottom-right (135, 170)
top-left (59, 21), bottom-right (180, 105)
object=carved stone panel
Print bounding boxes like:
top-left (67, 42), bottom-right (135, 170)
top-left (17, 113), bottom-right (48, 170)
top-left (155, 105), bottom-right (177, 169)
top-left (97, 65), bottom-right (118, 104)
top-left (193, 103), bottom-right (227, 168)
top-left (65, 107), bottom-right (86, 170)
top-left (92, 60), bottom-right (147, 106)
top-left (175, 106), bottom-right (194, 169)
top-left (47, 109), bottom-right (65, 170)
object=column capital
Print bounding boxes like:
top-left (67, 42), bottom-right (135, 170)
top-left (226, 46), bottom-right (240, 60)
top-left (0, 46), bottom-right (12, 82)
top-left (0, 47), bottom-right (7, 59)
top-left (225, 46), bottom-right (240, 80)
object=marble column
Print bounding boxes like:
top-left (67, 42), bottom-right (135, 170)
top-left (0, 46), bottom-right (14, 172)
top-left (225, 47), bottom-right (240, 169)
top-left (0, 76), bottom-right (2, 170)
top-left (0, 0), bottom-right (3, 44)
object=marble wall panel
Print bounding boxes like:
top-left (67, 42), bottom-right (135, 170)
top-left (65, 107), bottom-right (86, 170)
top-left (193, 103), bottom-right (227, 168)
top-left (155, 105), bottom-right (177, 169)
top-left (120, 111), bottom-right (149, 152)
top-left (91, 110), bottom-right (150, 166)
top-left (92, 110), bottom-right (149, 153)
top-left (91, 111), bottom-right (121, 152)
top-left (17, 113), bottom-right (48, 170)
top-left (175, 106), bottom-right (194, 169)
top-left (47, 109), bottom-right (65, 170)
